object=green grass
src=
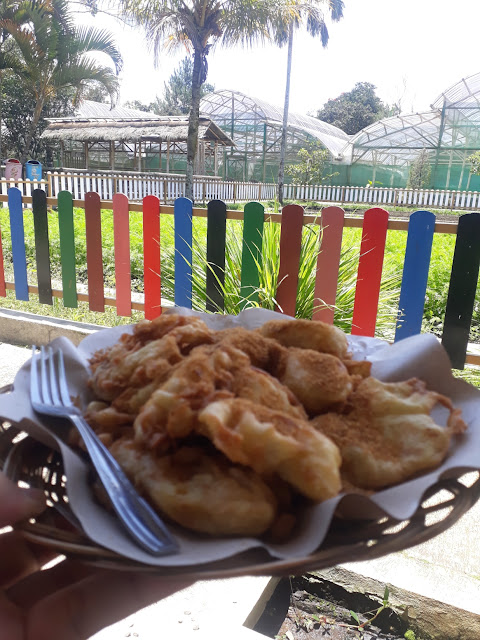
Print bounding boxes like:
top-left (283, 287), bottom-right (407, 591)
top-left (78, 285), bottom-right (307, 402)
top-left (271, 198), bottom-right (469, 218)
top-left (0, 289), bottom-right (145, 326)
top-left (453, 367), bottom-right (480, 387)
top-left (1, 203), bottom-right (480, 388)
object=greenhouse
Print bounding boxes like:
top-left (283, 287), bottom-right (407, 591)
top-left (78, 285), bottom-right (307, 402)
top-left (342, 72), bottom-right (480, 190)
top-left (199, 90), bottom-right (349, 182)
top-left (42, 73), bottom-right (480, 191)
top-left (201, 73), bottom-right (480, 190)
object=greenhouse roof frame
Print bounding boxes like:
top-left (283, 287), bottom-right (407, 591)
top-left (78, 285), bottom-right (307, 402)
top-left (200, 90), bottom-right (350, 159)
top-left (347, 71), bottom-right (480, 167)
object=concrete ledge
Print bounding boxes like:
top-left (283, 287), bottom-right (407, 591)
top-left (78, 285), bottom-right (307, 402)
top-left (0, 308), bottom-right (104, 346)
top-left (90, 577), bottom-right (274, 640)
top-left (315, 566), bottom-right (480, 640)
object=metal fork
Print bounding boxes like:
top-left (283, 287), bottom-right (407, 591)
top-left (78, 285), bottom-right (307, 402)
top-left (30, 345), bottom-right (178, 557)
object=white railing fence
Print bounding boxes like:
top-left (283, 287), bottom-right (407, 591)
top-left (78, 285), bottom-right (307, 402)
top-left (45, 171), bottom-right (277, 203)
top-left (0, 178), bottom-right (48, 199)
top-left (283, 183), bottom-right (480, 210)
top-left (2, 171), bottom-right (480, 210)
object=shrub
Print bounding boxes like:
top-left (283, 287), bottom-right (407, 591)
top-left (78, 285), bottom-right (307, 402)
top-left (161, 217), bottom-right (401, 338)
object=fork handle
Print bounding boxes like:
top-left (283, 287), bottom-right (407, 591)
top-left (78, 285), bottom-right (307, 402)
top-left (68, 414), bottom-right (178, 556)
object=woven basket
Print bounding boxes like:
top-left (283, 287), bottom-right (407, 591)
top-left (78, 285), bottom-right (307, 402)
top-left (2, 412), bottom-right (479, 580)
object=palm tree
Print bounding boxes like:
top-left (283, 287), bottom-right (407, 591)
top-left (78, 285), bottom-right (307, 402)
top-left (0, 0), bottom-right (122, 163)
top-left (117, 0), bottom-right (292, 201)
top-left (277, 0), bottom-right (344, 204)
top-left (0, 0), bottom-right (33, 161)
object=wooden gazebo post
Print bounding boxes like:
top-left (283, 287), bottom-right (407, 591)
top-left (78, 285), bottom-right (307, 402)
top-left (109, 141), bottom-right (115, 170)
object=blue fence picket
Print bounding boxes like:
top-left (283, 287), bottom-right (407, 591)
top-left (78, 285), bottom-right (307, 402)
top-left (174, 197), bottom-right (193, 309)
top-left (8, 187), bottom-right (29, 301)
top-left (395, 210), bottom-right (436, 341)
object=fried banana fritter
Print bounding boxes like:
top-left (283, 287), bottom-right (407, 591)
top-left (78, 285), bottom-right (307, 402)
top-left (214, 327), bottom-right (285, 371)
top-left (275, 347), bottom-right (352, 414)
top-left (110, 440), bottom-right (277, 536)
top-left (198, 398), bottom-right (342, 502)
top-left (83, 312), bottom-right (467, 539)
top-left (89, 315), bottom-right (214, 401)
top-left (133, 344), bottom-right (306, 448)
top-left (311, 377), bottom-right (467, 490)
top-left (258, 318), bottom-right (349, 359)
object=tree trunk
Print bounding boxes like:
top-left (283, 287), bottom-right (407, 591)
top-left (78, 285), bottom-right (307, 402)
top-left (20, 97), bottom-right (44, 166)
top-left (186, 49), bottom-right (204, 202)
top-left (278, 23), bottom-right (294, 206)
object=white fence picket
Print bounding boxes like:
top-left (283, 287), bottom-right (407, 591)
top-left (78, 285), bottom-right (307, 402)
top-left (2, 171), bottom-right (480, 211)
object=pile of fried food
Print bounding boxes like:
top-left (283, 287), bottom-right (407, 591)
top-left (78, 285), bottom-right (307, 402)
top-left (81, 313), bottom-right (467, 540)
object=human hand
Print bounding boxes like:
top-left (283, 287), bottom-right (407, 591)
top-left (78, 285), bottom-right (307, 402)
top-left (0, 471), bottom-right (192, 640)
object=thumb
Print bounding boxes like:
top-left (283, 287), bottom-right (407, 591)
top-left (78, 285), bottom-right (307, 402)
top-left (0, 471), bottom-right (46, 527)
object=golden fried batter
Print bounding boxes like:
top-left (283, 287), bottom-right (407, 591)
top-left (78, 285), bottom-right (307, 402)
top-left (109, 439), bottom-right (278, 536)
top-left (258, 318), bottom-right (349, 359)
top-left (133, 345), bottom-right (245, 446)
top-left (89, 315), bottom-right (214, 401)
top-left (231, 366), bottom-right (307, 420)
top-left (133, 344), bottom-right (307, 447)
top-left (276, 347), bottom-right (352, 414)
top-left (198, 398), bottom-right (342, 502)
top-left (126, 313), bottom-right (214, 350)
top-left (311, 377), bottom-right (467, 490)
top-left (83, 312), bottom-right (467, 538)
top-left (214, 327), bottom-right (285, 371)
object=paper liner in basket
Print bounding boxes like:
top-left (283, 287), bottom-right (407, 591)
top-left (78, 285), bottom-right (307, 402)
top-left (1, 307), bottom-right (479, 568)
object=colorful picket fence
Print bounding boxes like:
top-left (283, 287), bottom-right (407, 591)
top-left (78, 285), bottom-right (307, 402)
top-left (2, 187), bottom-right (480, 370)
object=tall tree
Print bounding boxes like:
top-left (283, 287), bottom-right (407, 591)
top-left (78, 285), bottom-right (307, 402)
top-left (316, 82), bottom-right (394, 135)
top-left (82, 81), bottom-right (111, 103)
top-left (0, 71), bottom-right (74, 162)
top-left (0, 0), bottom-right (122, 163)
top-left (156, 56), bottom-right (214, 115)
top-left (277, 0), bottom-right (344, 205)
top-left (407, 149), bottom-right (431, 189)
top-left (115, 0), bottom-right (291, 201)
top-left (0, 0), bottom-right (33, 160)
top-left (124, 57), bottom-right (214, 115)
top-left (123, 98), bottom-right (158, 112)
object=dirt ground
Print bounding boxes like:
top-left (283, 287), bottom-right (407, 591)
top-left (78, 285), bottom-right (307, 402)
top-left (254, 576), bottom-right (419, 640)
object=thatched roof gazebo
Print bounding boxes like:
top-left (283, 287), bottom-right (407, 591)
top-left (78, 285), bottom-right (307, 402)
top-left (41, 100), bottom-right (234, 175)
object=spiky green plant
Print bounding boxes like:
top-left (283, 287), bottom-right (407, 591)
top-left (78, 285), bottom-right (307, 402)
top-left (161, 218), bottom-right (401, 339)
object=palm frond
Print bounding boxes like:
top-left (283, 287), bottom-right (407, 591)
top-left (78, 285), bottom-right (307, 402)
top-left (71, 26), bottom-right (123, 73)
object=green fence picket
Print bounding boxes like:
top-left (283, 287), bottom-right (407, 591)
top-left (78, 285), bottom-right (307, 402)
top-left (206, 199), bottom-right (226, 312)
top-left (57, 190), bottom-right (78, 308)
top-left (240, 201), bottom-right (264, 310)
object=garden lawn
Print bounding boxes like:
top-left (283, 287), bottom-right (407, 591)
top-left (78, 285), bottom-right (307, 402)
top-left (0, 204), bottom-right (478, 351)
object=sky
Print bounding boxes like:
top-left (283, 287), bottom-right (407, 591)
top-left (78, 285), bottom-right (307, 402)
top-left (75, 0), bottom-right (480, 118)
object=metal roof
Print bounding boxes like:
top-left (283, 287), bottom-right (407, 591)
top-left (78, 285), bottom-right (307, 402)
top-left (74, 100), bottom-right (162, 121)
top-left (345, 111), bottom-right (443, 165)
top-left (200, 90), bottom-right (350, 158)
